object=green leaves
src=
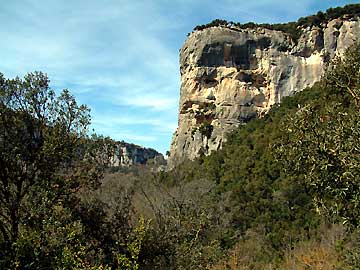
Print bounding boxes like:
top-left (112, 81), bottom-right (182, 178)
top-left (0, 72), bottom-right (115, 268)
top-left (116, 217), bottom-right (150, 270)
top-left (324, 43), bottom-right (360, 105)
top-left (277, 43), bottom-right (360, 227)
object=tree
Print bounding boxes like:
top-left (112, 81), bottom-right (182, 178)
top-left (277, 43), bottom-right (360, 227)
top-left (0, 72), bottom-right (114, 267)
top-left (324, 43), bottom-right (360, 105)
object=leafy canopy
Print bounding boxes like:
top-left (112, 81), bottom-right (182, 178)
top-left (277, 43), bottom-right (360, 227)
top-left (0, 72), bottom-right (116, 269)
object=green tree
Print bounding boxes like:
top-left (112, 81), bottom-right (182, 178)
top-left (277, 43), bottom-right (360, 227)
top-left (0, 72), bottom-right (114, 268)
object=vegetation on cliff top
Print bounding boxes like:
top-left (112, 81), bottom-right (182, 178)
top-left (193, 4), bottom-right (360, 42)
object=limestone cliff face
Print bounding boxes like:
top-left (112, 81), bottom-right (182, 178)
top-left (111, 141), bottom-right (165, 168)
top-left (168, 16), bottom-right (360, 167)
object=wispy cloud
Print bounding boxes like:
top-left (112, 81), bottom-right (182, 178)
top-left (110, 133), bottom-right (157, 143)
top-left (92, 115), bottom-right (178, 134)
top-left (122, 95), bottom-right (178, 111)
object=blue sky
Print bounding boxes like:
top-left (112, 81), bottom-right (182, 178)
top-left (0, 0), bottom-right (358, 154)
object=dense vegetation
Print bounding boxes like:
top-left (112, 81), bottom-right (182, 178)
top-left (193, 4), bottom-right (360, 42)
top-left (1, 42), bottom-right (360, 270)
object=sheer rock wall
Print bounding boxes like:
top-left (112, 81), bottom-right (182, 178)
top-left (168, 16), bottom-right (360, 167)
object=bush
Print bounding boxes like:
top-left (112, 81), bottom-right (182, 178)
top-left (192, 4), bottom-right (360, 43)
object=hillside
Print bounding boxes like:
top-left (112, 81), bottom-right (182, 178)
top-left (143, 41), bottom-right (360, 269)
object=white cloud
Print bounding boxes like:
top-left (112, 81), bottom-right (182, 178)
top-left (112, 133), bottom-right (157, 143)
top-left (121, 94), bottom-right (177, 111)
top-left (92, 115), bottom-right (178, 133)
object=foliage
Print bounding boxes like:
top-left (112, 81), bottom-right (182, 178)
top-left (334, 229), bottom-right (360, 270)
top-left (192, 121), bottom-right (214, 138)
top-left (276, 43), bottom-right (360, 227)
top-left (147, 42), bottom-right (360, 269)
top-left (116, 217), bottom-right (149, 270)
top-left (0, 72), bottom-right (131, 269)
top-left (134, 177), bottom-right (227, 269)
top-left (0, 72), bottom-right (89, 265)
top-left (193, 19), bottom-right (229, 31)
top-left (198, 121), bottom-right (214, 138)
top-left (324, 43), bottom-right (360, 105)
top-left (193, 4), bottom-right (360, 43)
top-left (163, 85), bottom-right (323, 253)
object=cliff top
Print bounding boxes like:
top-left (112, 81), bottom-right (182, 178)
top-left (192, 4), bottom-right (360, 42)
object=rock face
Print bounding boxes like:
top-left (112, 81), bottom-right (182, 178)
top-left (111, 141), bottom-right (165, 167)
top-left (168, 16), bottom-right (360, 167)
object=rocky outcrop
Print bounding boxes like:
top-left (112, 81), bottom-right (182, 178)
top-left (111, 141), bottom-right (165, 168)
top-left (168, 15), bottom-right (360, 167)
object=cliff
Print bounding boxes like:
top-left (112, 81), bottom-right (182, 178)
top-left (110, 141), bottom-right (165, 168)
top-left (168, 15), bottom-right (360, 167)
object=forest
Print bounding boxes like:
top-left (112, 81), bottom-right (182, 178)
top-left (1, 20), bottom-right (360, 270)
